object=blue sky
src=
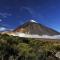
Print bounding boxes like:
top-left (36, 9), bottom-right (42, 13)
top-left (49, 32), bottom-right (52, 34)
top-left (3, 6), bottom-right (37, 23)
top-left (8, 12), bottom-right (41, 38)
top-left (0, 0), bottom-right (60, 32)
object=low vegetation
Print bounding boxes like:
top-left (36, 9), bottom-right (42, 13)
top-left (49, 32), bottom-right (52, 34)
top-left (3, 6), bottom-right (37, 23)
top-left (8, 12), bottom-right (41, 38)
top-left (0, 33), bottom-right (60, 60)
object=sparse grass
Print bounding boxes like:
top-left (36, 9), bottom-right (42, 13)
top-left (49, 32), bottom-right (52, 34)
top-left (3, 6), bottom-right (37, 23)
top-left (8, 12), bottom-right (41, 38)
top-left (0, 34), bottom-right (60, 60)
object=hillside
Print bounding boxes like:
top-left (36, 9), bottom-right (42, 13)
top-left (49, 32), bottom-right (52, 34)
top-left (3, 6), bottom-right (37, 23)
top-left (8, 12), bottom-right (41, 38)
top-left (0, 33), bottom-right (60, 60)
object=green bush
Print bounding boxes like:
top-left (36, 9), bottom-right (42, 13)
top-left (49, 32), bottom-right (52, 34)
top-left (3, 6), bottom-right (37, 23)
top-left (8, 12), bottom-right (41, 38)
top-left (0, 34), bottom-right (60, 60)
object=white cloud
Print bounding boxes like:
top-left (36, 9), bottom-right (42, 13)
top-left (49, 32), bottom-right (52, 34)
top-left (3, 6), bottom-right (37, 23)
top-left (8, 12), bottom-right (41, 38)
top-left (0, 27), bottom-right (7, 31)
top-left (0, 12), bottom-right (12, 18)
top-left (20, 7), bottom-right (34, 16)
top-left (0, 26), bottom-right (14, 32)
top-left (10, 32), bottom-right (60, 39)
top-left (0, 19), bottom-right (2, 22)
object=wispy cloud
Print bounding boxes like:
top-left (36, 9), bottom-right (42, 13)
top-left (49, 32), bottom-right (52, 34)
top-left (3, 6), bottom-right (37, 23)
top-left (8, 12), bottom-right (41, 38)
top-left (0, 27), bottom-right (7, 31)
top-left (12, 33), bottom-right (60, 39)
top-left (20, 7), bottom-right (42, 19)
top-left (0, 12), bottom-right (12, 18)
top-left (0, 19), bottom-right (2, 22)
top-left (20, 7), bottom-right (35, 17)
top-left (0, 26), bottom-right (13, 32)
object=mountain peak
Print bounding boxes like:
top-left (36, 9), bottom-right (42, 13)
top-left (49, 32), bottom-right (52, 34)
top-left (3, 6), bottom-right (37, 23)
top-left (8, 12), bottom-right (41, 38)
top-left (29, 20), bottom-right (37, 23)
top-left (13, 19), bottom-right (60, 36)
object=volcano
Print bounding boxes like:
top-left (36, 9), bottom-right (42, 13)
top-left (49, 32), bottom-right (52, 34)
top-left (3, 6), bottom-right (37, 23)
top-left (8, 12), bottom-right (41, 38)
top-left (13, 20), bottom-right (60, 36)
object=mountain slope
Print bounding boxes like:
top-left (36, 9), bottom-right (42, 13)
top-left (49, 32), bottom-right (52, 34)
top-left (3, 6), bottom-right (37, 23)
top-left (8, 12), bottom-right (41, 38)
top-left (14, 20), bottom-right (60, 36)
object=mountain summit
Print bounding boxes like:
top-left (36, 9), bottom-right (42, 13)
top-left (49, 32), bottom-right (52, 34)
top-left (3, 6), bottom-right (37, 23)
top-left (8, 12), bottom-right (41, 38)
top-left (13, 20), bottom-right (60, 36)
top-left (29, 20), bottom-right (37, 23)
